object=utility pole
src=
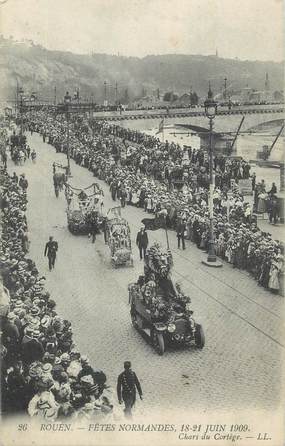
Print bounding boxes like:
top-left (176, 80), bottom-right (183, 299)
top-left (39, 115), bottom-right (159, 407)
top-left (64, 92), bottom-right (72, 176)
top-left (89, 93), bottom-right (94, 118)
top-left (124, 88), bottom-right (129, 104)
top-left (18, 87), bottom-right (24, 135)
top-left (224, 77), bottom-right (227, 101)
top-left (104, 81), bottom-right (107, 106)
top-left (16, 79), bottom-right (21, 118)
top-left (15, 80), bottom-right (19, 118)
top-left (54, 86), bottom-right (57, 106)
top-left (115, 82), bottom-right (118, 105)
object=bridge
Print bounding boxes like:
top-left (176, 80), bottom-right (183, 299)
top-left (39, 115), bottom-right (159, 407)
top-left (19, 101), bottom-right (284, 134)
top-left (92, 105), bottom-right (284, 134)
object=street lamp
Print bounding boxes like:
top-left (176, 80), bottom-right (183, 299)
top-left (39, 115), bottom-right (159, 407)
top-left (18, 87), bottom-right (24, 135)
top-left (30, 92), bottom-right (36, 118)
top-left (202, 83), bottom-right (222, 268)
top-left (64, 91), bottom-right (72, 176)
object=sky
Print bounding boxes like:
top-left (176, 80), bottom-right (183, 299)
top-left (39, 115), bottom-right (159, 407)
top-left (0, 0), bottom-right (283, 61)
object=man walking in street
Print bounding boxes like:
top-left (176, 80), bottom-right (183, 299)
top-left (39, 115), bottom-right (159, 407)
top-left (44, 236), bottom-right (58, 271)
top-left (117, 361), bottom-right (143, 418)
top-left (89, 216), bottom-right (99, 244)
top-left (176, 218), bottom-right (186, 249)
top-left (136, 227), bottom-right (148, 260)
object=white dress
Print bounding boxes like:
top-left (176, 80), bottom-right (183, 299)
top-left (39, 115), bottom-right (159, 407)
top-left (132, 192), bottom-right (139, 205)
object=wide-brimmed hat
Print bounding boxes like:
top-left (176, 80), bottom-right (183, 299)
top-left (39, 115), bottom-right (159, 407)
top-left (41, 315), bottom-right (51, 329)
top-left (30, 306), bottom-right (40, 316)
top-left (32, 329), bottom-right (41, 338)
top-left (80, 375), bottom-right (94, 385)
top-left (37, 376), bottom-right (54, 390)
top-left (42, 363), bottom-right (53, 374)
top-left (60, 353), bottom-right (70, 362)
top-left (29, 365), bottom-right (42, 378)
top-left (7, 312), bottom-right (16, 321)
top-left (28, 317), bottom-right (41, 329)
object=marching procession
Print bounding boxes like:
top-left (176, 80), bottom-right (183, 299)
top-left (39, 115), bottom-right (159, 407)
top-left (0, 100), bottom-right (284, 422)
top-left (25, 110), bottom-right (284, 293)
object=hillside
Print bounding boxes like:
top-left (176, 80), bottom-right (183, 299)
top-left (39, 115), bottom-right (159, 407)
top-left (0, 37), bottom-right (283, 103)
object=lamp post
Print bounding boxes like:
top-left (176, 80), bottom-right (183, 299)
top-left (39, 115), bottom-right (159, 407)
top-left (202, 84), bottom-right (222, 268)
top-left (30, 91), bottom-right (36, 119)
top-left (64, 91), bottom-right (72, 176)
top-left (103, 81), bottom-right (108, 108)
top-left (18, 87), bottom-right (24, 135)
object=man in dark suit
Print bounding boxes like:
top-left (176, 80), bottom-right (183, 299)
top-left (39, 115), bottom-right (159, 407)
top-left (117, 361), bottom-right (142, 418)
top-left (44, 236), bottom-right (58, 271)
top-left (268, 195), bottom-right (278, 224)
top-left (177, 218), bottom-right (186, 249)
top-left (136, 227), bottom-right (148, 260)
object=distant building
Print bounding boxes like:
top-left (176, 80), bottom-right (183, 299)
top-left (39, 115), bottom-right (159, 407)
top-left (173, 93), bottom-right (191, 106)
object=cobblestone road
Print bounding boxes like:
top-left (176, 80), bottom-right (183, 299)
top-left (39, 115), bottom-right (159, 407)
top-left (8, 133), bottom-right (284, 414)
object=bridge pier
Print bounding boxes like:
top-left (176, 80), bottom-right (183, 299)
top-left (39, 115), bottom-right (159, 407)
top-left (280, 164), bottom-right (285, 192)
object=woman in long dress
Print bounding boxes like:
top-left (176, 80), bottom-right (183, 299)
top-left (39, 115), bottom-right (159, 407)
top-left (216, 233), bottom-right (225, 258)
top-left (257, 192), bottom-right (267, 214)
top-left (146, 196), bottom-right (153, 213)
top-left (131, 190), bottom-right (139, 206)
top-left (268, 261), bottom-right (280, 293)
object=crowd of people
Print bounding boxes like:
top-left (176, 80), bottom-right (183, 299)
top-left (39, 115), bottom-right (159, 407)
top-left (9, 131), bottom-right (37, 165)
top-left (0, 168), bottom-right (114, 420)
top-left (26, 111), bottom-right (284, 295)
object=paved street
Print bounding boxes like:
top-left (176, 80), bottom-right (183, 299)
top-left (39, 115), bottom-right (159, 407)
top-left (8, 132), bottom-right (284, 414)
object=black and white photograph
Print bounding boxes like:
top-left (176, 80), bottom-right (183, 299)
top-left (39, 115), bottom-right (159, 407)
top-left (0, 0), bottom-right (284, 445)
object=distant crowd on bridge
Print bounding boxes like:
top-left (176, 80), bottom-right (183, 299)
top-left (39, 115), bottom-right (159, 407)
top-left (22, 110), bottom-right (284, 295)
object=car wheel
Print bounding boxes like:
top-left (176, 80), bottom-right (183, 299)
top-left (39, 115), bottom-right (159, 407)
top-left (152, 330), bottom-right (165, 355)
top-left (195, 324), bottom-right (205, 349)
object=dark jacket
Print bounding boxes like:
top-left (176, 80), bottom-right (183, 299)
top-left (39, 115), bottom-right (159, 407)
top-left (117, 370), bottom-right (142, 401)
top-left (268, 185), bottom-right (277, 195)
top-left (176, 222), bottom-right (186, 237)
top-left (44, 240), bottom-right (58, 257)
top-left (136, 230), bottom-right (148, 248)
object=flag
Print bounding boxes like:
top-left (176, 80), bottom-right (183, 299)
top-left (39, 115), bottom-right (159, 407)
top-left (156, 118), bottom-right (164, 134)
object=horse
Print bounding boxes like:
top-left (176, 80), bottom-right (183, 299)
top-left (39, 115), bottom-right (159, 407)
top-left (53, 172), bottom-right (66, 191)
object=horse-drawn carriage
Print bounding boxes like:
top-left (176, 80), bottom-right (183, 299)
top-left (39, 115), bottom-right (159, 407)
top-left (106, 207), bottom-right (133, 267)
top-left (128, 243), bottom-right (205, 355)
top-left (65, 183), bottom-right (104, 235)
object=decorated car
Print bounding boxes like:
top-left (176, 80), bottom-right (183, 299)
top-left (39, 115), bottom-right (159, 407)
top-left (128, 243), bottom-right (205, 355)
